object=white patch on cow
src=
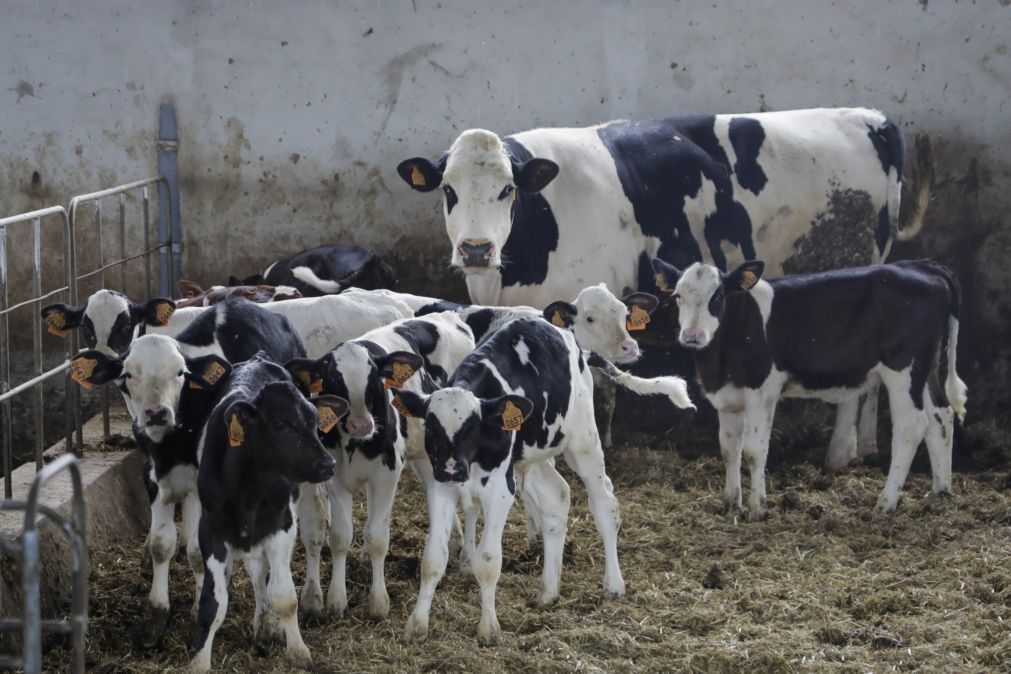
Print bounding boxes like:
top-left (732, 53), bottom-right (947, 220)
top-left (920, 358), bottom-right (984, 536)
top-left (263, 261), bottom-right (278, 278)
top-left (272, 285), bottom-right (299, 300)
top-left (119, 335), bottom-right (188, 442)
top-left (514, 336), bottom-right (535, 370)
top-left (569, 283), bottom-right (639, 363)
top-left (672, 263), bottom-right (724, 349)
top-left (292, 266), bottom-right (343, 294)
top-left (748, 278), bottom-right (775, 327)
top-left (85, 290), bottom-right (131, 355)
top-left (331, 342), bottom-right (378, 439)
top-left (427, 387), bottom-right (481, 440)
top-left (682, 173), bottom-right (720, 264)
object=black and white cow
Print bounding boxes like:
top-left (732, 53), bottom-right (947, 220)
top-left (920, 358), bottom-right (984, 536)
top-left (652, 257), bottom-right (967, 519)
top-left (68, 299), bottom-right (311, 645)
top-left (286, 312), bottom-right (476, 621)
top-left (394, 317), bottom-right (694, 644)
top-left (230, 243), bottom-right (397, 297)
top-left (189, 355), bottom-right (348, 673)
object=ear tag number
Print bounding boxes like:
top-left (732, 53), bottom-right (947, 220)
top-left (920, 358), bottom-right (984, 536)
top-left (318, 406), bottom-right (339, 433)
top-left (384, 362), bottom-right (415, 389)
top-left (391, 393), bottom-right (412, 418)
top-left (155, 303), bottom-right (175, 326)
top-left (627, 305), bottom-right (651, 331)
top-left (70, 357), bottom-right (97, 389)
top-left (501, 401), bottom-right (524, 431)
top-left (46, 312), bottom-right (68, 337)
top-left (551, 310), bottom-right (565, 327)
top-left (228, 415), bottom-right (245, 447)
top-left (203, 361), bottom-right (227, 385)
top-left (410, 165), bottom-right (426, 187)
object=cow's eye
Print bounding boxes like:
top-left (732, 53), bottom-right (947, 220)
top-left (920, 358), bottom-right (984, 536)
top-left (498, 185), bottom-right (515, 200)
top-left (177, 370), bottom-right (185, 377)
top-left (123, 372), bottom-right (133, 380)
top-left (442, 185), bottom-right (458, 213)
top-left (586, 316), bottom-right (595, 324)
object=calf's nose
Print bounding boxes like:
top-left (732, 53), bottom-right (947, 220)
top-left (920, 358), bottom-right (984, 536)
top-left (618, 339), bottom-right (640, 359)
top-left (144, 406), bottom-right (169, 426)
top-left (458, 239), bottom-right (495, 267)
top-left (346, 416), bottom-right (374, 438)
top-left (310, 456), bottom-right (337, 483)
top-left (680, 327), bottom-right (706, 346)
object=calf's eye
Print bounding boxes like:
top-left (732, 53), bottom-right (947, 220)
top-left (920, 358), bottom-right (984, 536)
top-left (498, 185), bottom-right (515, 200)
top-left (585, 316), bottom-right (595, 324)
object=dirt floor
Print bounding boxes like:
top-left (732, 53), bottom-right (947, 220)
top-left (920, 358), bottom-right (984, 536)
top-left (45, 441), bottom-right (1011, 673)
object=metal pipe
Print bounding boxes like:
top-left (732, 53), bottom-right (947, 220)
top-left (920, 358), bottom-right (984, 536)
top-left (142, 186), bottom-right (152, 298)
top-left (32, 218), bottom-right (43, 471)
top-left (119, 195), bottom-right (127, 294)
top-left (0, 286), bottom-right (72, 316)
top-left (0, 226), bottom-right (10, 499)
top-left (0, 362), bottom-right (69, 405)
top-left (94, 204), bottom-right (110, 439)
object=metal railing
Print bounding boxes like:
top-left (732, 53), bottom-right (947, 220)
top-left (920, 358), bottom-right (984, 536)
top-left (0, 453), bottom-right (88, 674)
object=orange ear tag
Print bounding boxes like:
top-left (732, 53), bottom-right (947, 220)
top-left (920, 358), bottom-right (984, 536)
top-left (155, 303), bottom-right (175, 326)
top-left (391, 393), bottom-right (412, 418)
top-left (188, 380), bottom-right (204, 390)
top-left (203, 361), bottom-right (227, 386)
top-left (318, 406), bottom-right (339, 433)
top-left (741, 270), bottom-right (759, 290)
top-left (627, 305), bottom-right (651, 332)
top-left (309, 379), bottom-right (323, 397)
top-left (500, 401), bottom-right (524, 431)
top-left (384, 361), bottom-right (416, 389)
top-left (228, 415), bottom-right (245, 447)
top-left (46, 312), bottom-right (68, 338)
top-left (410, 165), bottom-right (426, 187)
top-left (69, 357), bottom-right (97, 389)
top-left (551, 310), bottom-right (565, 328)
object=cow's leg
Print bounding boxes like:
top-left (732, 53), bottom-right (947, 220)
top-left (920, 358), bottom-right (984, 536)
top-left (826, 397), bottom-right (859, 472)
top-left (405, 479), bottom-right (458, 641)
top-left (264, 519), bottom-right (312, 670)
top-left (325, 481), bottom-right (353, 617)
top-left (296, 483), bottom-right (328, 621)
top-left (858, 379), bottom-right (882, 458)
top-left (473, 466), bottom-right (515, 646)
top-left (563, 436), bottom-right (625, 598)
top-left (876, 368), bottom-right (928, 512)
top-left (363, 464), bottom-right (401, 620)
top-left (515, 463), bottom-right (543, 550)
top-left (460, 490), bottom-right (479, 575)
top-left (143, 490), bottom-right (176, 647)
top-left (716, 408), bottom-right (745, 512)
top-left (522, 461), bottom-right (570, 606)
top-left (246, 550), bottom-right (277, 648)
top-left (742, 390), bottom-right (779, 522)
top-left (181, 491), bottom-right (204, 617)
top-left (189, 541), bottom-right (230, 673)
top-left (591, 369), bottom-right (617, 450)
top-left (410, 457), bottom-right (466, 567)
top-left (923, 391), bottom-right (954, 497)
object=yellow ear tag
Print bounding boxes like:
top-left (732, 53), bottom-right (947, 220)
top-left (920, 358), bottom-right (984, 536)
top-left (391, 393), bottom-right (412, 418)
top-left (228, 414), bottom-right (244, 447)
top-left (410, 165), bottom-right (426, 187)
top-left (654, 272), bottom-right (669, 293)
top-left (155, 303), bottom-right (175, 326)
top-left (500, 401), bottom-right (524, 431)
top-left (45, 312), bottom-right (68, 337)
top-left (188, 380), bottom-right (204, 390)
top-left (551, 310), bottom-right (565, 328)
top-left (69, 357), bottom-right (97, 389)
top-left (318, 406), bottom-right (339, 433)
top-left (203, 361), bottom-right (227, 386)
top-left (627, 305), bottom-right (651, 332)
top-left (309, 379), bottom-right (323, 397)
top-left (741, 270), bottom-right (758, 290)
top-left (384, 361), bottom-right (416, 389)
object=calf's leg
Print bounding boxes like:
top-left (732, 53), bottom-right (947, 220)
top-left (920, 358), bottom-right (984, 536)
top-left (876, 368), bottom-right (929, 512)
top-left (521, 461), bottom-right (571, 605)
top-left (410, 457), bottom-right (467, 568)
top-left (189, 541), bottom-right (231, 673)
top-left (144, 491), bottom-right (176, 647)
top-left (515, 463), bottom-right (543, 550)
top-left (325, 481), bottom-right (354, 617)
top-left (246, 550), bottom-right (278, 647)
top-left (405, 479), bottom-right (458, 641)
top-left (364, 463), bottom-right (402, 620)
top-left (716, 408), bottom-right (745, 512)
top-left (296, 483), bottom-right (329, 620)
top-left (826, 397), bottom-right (859, 472)
top-left (264, 519), bottom-right (312, 670)
top-left (742, 389), bottom-right (779, 522)
top-left (181, 492), bottom-right (204, 617)
top-left (473, 466), bottom-right (515, 645)
top-left (923, 393), bottom-right (954, 497)
top-left (858, 379), bottom-right (882, 458)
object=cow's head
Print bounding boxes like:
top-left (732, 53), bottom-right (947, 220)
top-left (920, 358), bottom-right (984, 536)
top-left (224, 381), bottom-right (345, 484)
top-left (286, 345), bottom-right (424, 441)
top-left (543, 284), bottom-right (659, 364)
top-left (41, 290), bottom-right (175, 356)
top-left (398, 130), bottom-right (559, 272)
top-left (394, 387), bottom-right (533, 483)
top-left (69, 335), bottom-right (231, 442)
top-left (651, 258), bottom-right (765, 350)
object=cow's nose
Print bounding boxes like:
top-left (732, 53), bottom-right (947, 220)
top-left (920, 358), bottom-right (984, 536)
top-left (144, 406), bottom-right (169, 426)
top-left (618, 339), bottom-right (640, 359)
top-left (346, 416), bottom-right (374, 438)
top-left (310, 456), bottom-right (337, 483)
top-left (680, 328), bottom-right (706, 347)
top-left (458, 239), bottom-right (495, 267)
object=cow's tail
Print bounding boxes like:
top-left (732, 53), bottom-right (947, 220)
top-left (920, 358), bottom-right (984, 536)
top-left (291, 266), bottom-right (344, 294)
top-left (914, 260), bottom-right (968, 421)
top-left (894, 133), bottom-right (934, 243)
top-left (587, 352), bottom-right (695, 411)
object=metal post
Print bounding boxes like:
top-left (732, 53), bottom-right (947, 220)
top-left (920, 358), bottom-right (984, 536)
top-left (32, 219), bottom-right (43, 471)
top-left (20, 529), bottom-right (40, 674)
top-left (119, 194), bottom-right (127, 294)
top-left (94, 204), bottom-right (110, 438)
top-left (142, 186), bottom-right (152, 299)
top-left (63, 210), bottom-right (76, 456)
top-left (0, 227), bottom-right (10, 499)
top-left (157, 103), bottom-right (181, 297)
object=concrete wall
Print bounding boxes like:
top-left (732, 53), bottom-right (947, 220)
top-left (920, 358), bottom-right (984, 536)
top-left (2, 1), bottom-right (1010, 433)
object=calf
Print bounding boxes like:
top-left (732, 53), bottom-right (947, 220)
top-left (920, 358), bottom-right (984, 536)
top-left (69, 299), bottom-right (311, 644)
top-left (230, 243), bottom-right (396, 297)
top-left (652, 257), bottom-right (967, 518)
top-left (189, 356), bottom-right (348, 672)
top-left (394, 317), bottom-right (694, 644)
top-left (176, 279), bottom-right (302, 308)
top-left (286, 312), bottom-right (475, 620)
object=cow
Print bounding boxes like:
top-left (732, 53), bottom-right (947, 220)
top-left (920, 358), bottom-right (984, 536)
top-left (651, 257), bottom-right (967, 520)
top-left (393, 317), bottom-right (695, 644)
top-left (67, 299), bottom-right (313, 646)
top-left (188, 355), bottom-right (348, 673)
top-left (397, 109), bottom-right (934, 459)
top-left (286, 312), bottom-right (476, 621)
top-left (176, 279), bottom-right (302, 308)
top-left (230, 243), bottom-right (396, 297)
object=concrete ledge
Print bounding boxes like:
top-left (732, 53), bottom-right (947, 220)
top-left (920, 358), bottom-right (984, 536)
top-left (0, 405), bottom-right (148, 632)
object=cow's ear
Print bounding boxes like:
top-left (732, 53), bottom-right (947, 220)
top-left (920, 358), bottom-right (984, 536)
top-left (284, 358), bottom-right (326, 397)
top-left (135, 298), bottom-right (176, 326)
top-left (227, 276), bottom-right (243, 287)
top-left (481, 395), bottom-right (534, 431)
top-left (223, 400), bottom-right (257, 447)
top-left (397, 157), bottom-right (443, 192)
top-left (723, 260), bottom-right (765, 293)
top-left (69, 350), bottom-right (123, 389)
top-left (177, 279), bottom-right (203, 298)
top-left (622, 292), bottom-right (659, 332)
top-left (40, 303), bottom-right (85, 337)
top-left (391, 389), bottom-right (429, 419)
top-left (243, 274), bottom-right (265, 286)
top-left (513, 158), bottom-right (559, 193)
top-left (543, 301), bottom-right (576, 329)
top-left (377, 351), bottom-right (424, 389)
top-left (185, 355), bottom-right (231, 391)
top-left (650, 258), bottom-right (683, 293)
top-left (313, 394), bottom-right (349, 433)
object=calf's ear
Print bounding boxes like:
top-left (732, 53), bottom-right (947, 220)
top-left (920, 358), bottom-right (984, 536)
top-left (391, 389), bottom-right (430, 418)
top-left (513, 158), bottom-right (559, 193)
top-left (185, 355), bottom-right (232, 390)
top-left (69, 350), bottom-right (123, 389)
top-left (313, 394), bottom-right (349, 433)
top-left (650, 258), bottom-right (682, 293)
top-left (397, 157), bottom-right (443, 192)
top-left (543, 301), bottom-right (576, 329)
top-left (284, 358), bottom-right (327, 396)
top-left (622, 292), bottom-right (659, 332)
top-left (377, 351), bottom-right (425, 389)
top-left (177, 279), bottom-right (203, 298)
top-left (134, 298), bottom-right (176, 327)
top-left (223, 400), bottom-right (257, 447)
top-left (723, 260), bottom-right (765, 293)
top-left (227, 275), bottom-right (243, 287)
top-left (481, 395), bottom-right (534, 431)
top-left (41, 303), bottom-right (85, 337)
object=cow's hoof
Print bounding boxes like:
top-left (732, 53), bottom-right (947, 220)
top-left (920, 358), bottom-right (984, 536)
top-left (535, 590), bottom-right (559, 607)
top-left (746, 506), bottom-right (768, 522)
top-left (286, 644), bottom-right (313, 671)
top-left (604, 577), bottom-right (626, 599)
top-left (326, 588), bottom-right (348, 619)
top-left (299, 607), bottom-right (326, 627)
top-left (300, 581), bottom-right (324, 616)
top-left (875, 494), bottom-right (899, 513)
top-left (477, 623), bottom-right (502, 647)
top-left (721, 492), bottom-right (742, 514)
top-left (141, 606), bottom-right (170, 649)
top-left (404, 614), bottom-right (429, 642)
top-left (457, 550), bottom-right (474, 575)
top-left (930, 489), bottom-right (953, 500)
top-left (187, 657), bottom-right (211, 674)
top-left (368, 591), bottom-right (390, 621)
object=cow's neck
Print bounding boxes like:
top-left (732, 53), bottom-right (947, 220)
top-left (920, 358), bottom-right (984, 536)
top-left (465, 272), bottom-right (503, 306)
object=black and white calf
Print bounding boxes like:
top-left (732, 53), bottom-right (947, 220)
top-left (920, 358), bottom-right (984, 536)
top-left (394, 317), bottom-right (694, 644)
top-left (230, 243), bottom-right (397, 297)
top-left (286, 312), bottom-right (475, 621)
top-left (189, 355), bottom-right (348, 672)
top-left (69, 299), bottom-right (310, 644)
top-left (652, 257), bottom-right (967, 518)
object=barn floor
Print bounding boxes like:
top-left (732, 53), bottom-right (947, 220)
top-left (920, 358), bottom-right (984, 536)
top-left (47, 444), bottom-right (1011, 673)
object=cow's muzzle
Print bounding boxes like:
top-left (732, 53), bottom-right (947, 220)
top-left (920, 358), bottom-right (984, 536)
top-left (458, 239), bottom-right (495, 268)
top-left (303, 455), bottom-right (337, 483)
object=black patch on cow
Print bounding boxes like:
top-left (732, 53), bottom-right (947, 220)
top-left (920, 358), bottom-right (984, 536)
top-left (106, 311), bottom-right (136, 354)
top-left (463, 308), bottom-right (495, 343)
top-left (876, 205), bottom-right (890, 257)
top-left (393, 319), bottom-right (448, 383)
top-left (728, 117), bottom-right (768, 195)
top-left (865, 120), bottom-right (904, 178)
top-left (416, 300), bottom-right (465, 316)
top-left (500, 137), bottom-right (560, 287)
top-left (257, 244), bottom-right (396, 296)
top-left (443, 185), bottom-right (459, 214)
top-left (481, 476), bottom-right (489, 486)
top-left (175, 299), bottom-right (307, 364)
